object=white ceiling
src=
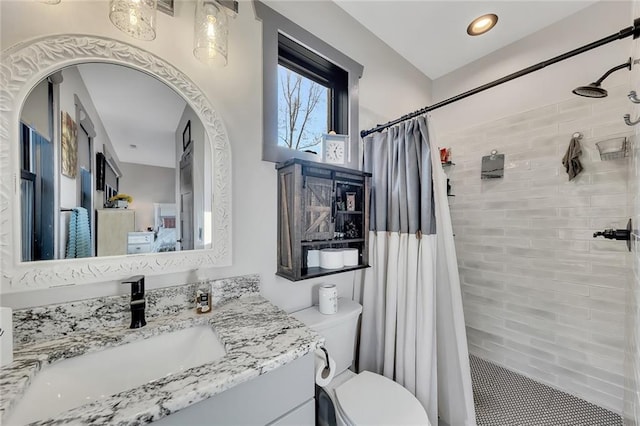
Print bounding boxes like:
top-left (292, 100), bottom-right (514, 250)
top-left (77, 63), bottom-right (186, 169)
top-left (334, 1), bottom-right (598, 80)
top-left (75, 1), bottom-right (600, 163)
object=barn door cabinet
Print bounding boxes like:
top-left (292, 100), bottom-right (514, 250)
top-left (276, 158), bottom-right (371, 281)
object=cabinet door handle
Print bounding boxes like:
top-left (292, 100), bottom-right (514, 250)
top-left (331, 199), bottom-right (337, 223)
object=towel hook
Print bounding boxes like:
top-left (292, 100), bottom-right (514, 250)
top-left (628, 91), bottom-right (640, 104)
top-left (572, 132), bottom-right (583, 139)
top-left (490, 149), bottom-right (498, 159)
top-left (624, 114), bottom-right (640, 126)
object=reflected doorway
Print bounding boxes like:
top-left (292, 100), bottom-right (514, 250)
top-left (20, 123), bottom-right (55, 261)
top-left (179, 143), bottom-right (194, 251)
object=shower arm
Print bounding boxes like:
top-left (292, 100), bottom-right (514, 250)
top-left (361, 18), bottom-right (640, 138)
top-left (593, 59), bottom-right (632, 85)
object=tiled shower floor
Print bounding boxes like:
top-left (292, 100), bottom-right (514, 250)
top-left (470, 355), bottom-right (623, 426)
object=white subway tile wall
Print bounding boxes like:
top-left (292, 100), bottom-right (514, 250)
top-left (625, 10), bottom-right (640, 424)
top-left (438, 84), bottom-right (632, 415)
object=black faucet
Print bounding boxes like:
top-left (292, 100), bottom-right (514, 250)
top-left (122, 275), bottom-right (146, 329)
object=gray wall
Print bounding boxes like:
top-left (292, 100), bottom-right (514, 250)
top-left (20, 79), bottom-right (49, 140)
top-left (174, 104), bottom-right (209, 250)
top-left (0, 0), bottom-right (432, 313)
top-left (119, 162), bottom-right (175, 232)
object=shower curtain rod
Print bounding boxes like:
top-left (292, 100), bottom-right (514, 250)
top-left (360, 18), bottom-right (640, 138)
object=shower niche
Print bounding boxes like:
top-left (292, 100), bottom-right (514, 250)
top-left (276, 159), bottom-right (371, 281)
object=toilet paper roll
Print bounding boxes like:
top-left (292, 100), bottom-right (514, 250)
top-left (314, 349), bottom-right (336, 387)
top-left (307, 250), bottom-right (320, 268)
top-left (0, 307), bottom-right (13, 367)
top-left (320, 249), bottom-right (344, 269)
top-left (319, 284), bottom-right (338, 315)
top-left (342, 248), bottom-right (359, 266)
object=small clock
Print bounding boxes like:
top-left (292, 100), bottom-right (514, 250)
top-left (323, 134), bottom-right (348, 164)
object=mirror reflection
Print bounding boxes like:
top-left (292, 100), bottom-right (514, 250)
top-left (20, 63), bottom-right (212, 261)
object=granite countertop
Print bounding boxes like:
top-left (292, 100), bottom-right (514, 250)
top-left (0, 294), bottom-right (323, 425)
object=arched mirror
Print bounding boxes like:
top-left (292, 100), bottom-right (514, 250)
top-left (0, 35), bottom-right (231, 290)
top-left (21, 63), bottom-right (211, 261)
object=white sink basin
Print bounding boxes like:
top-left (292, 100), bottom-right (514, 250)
top-left (6, 325), bottom-right (226, 425)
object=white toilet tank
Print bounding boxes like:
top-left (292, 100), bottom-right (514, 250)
top-left (292, 298), bottom-right (363, 375)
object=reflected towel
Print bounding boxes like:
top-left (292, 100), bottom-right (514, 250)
top-left (562, 136), bottom-right (583, 181)
top-left (66, 207), bottom-right (91, 258)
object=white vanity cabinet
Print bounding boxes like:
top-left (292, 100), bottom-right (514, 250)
top-left (154, 353), bottom-right (315, 425)
top-left (127, 231), bottom-right (154, 254)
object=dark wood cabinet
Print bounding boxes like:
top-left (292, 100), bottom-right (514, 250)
top-left (276, 159), bottom-right (371, 281)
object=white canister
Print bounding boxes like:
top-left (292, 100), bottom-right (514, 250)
top-left (319, 284), bottom-right (338, 315)
top-left (343, 248), bottom-right (359, 266)
top-left (320, 249), bottom-right (344, 269)
top-left (307, 250), bottom-right (320, 268)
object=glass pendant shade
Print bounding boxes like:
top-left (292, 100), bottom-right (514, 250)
top-left (109, 0), bottom-right (158, 41)
top-left (194, 0), bottom-right (228, 66)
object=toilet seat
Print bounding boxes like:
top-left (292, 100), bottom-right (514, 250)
top-left (334, 371), bottom-right (431, 426)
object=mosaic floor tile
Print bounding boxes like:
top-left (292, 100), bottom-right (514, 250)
top-left (470, 355), bottom-right (623, 426)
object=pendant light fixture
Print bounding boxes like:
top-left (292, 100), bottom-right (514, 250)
top-left (109, 0), bottom-right (158, 41)
top-left (193, 0), bottom-right (229, 66)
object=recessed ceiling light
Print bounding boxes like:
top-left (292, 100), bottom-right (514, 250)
top-left (467, 13), bottom-right (498, 36)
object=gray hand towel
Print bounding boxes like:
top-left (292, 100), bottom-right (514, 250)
top-left (562, 137), bottom-right (583, 181)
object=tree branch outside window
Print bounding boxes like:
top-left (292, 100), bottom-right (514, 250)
top-left (278, 66), bottom-right (328, 152)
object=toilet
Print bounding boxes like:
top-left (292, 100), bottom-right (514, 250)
top-left (292, 298), bottom-right (431, 426)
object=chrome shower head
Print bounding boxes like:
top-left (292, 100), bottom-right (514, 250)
top-left (573, 58), bottom-right (632, 98)
top-left (572, 83), bottom-right (608, 98)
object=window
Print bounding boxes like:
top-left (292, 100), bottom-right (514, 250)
top-left (256, 1), bottom-right (363, 169)
top-left (277, 65), bottom-right (328, 153)
top-left (277, 34), bottom-right (348, 156)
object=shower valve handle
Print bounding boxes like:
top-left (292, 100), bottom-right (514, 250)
top-left (592, 219), bottom-right (632, 252)
top-left (592, 228), bottom-right (630, 241)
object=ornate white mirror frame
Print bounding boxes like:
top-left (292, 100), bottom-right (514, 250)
top-left (0, 35), bottom-right (232, 291)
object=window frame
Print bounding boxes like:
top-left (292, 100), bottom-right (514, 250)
top-left (278, 33), bottom-right (348, 138)
top-left (255, 1), bottom-right (363, 169)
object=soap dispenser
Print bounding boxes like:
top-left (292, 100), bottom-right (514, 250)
top-left (196, 290), bottom-right (211, 314)
top-left (195, 269), bottom-right (211, 314)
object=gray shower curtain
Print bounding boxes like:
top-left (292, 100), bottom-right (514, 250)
top-left (358, 115), bottom-right (476, 426)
